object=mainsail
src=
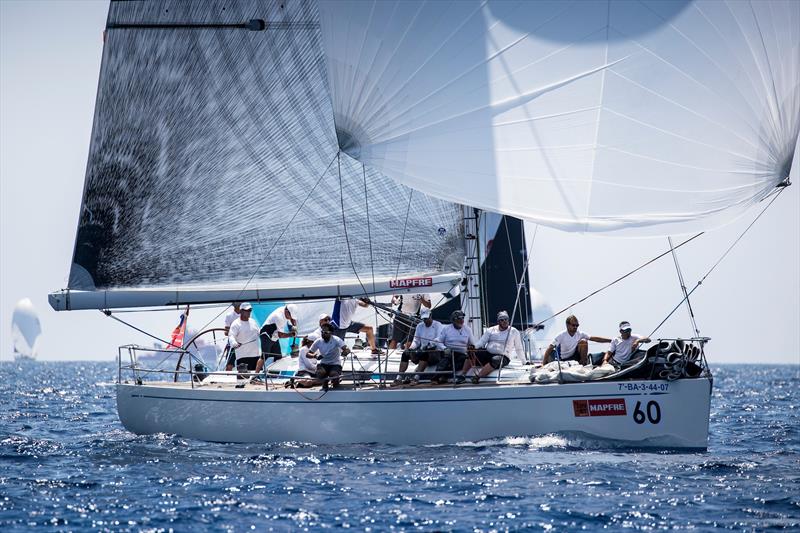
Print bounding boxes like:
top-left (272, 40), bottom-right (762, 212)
top-left (53, 0), bottom-right (464, 311)
top-left (318, 0), bottom-right (799, 235)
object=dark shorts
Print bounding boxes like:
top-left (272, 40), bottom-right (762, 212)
top-left (259, 323), bottom-right (283, 360)
top-left (334, 322), bottom-right (364, 339)
top-left (226, 347), bottom-right (237, 367)
top-left (472, 350), bottom-right (511, 370)
top-left (391, 318), bottom-right (414, 343)
top-left (558, 350), bottom-right (580, 362)
top-left (316, 364), bottom-right (343, 378)
top-left (401, 349), bottom-right (443, 366)
top-left (436, 351), bottom-right (467, 373)
top-left (237, 356), bottom-right (260, 371)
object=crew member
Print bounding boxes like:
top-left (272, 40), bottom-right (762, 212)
top-left (332, 297), bottom-right (379, 354)
top-left (463, 310), bottom-right (524, 384)
top-left (543, 315), bottom-right (611, 365)
top-left (388, 293), bottom-right (431, 350)
top-left (226, 302), bottom-right (260, 370)
top-left (256, 304), bottom-right (299, 373)
top-left (603, 321), bottom-right (651, 367)
top-left (394, 307), bottom-right (443, 385)
top-left (433, 310), bottom-right (478, 384)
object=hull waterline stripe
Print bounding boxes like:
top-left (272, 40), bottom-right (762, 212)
top-left (127, 390), bottom-right (670, 405)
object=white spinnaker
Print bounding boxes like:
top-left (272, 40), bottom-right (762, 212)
top-left (12, 298), bottom-right (42, 357)
top-left (319, 0), bottom-right (799, 236)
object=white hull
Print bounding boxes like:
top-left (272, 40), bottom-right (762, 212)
top-left (117, 377), bottom-right (711, 449)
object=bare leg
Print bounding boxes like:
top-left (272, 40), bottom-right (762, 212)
top-left (361, 326), bottom-right (377, 351)
top-left (255, 357), bottom-right (264, 373)
top-left (478, 363), bottom-right (493, 378)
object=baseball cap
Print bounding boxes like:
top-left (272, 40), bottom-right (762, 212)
top-left (451, 310), bottom-right (466, 321)
top-left (240, 302), bottom-right (252, 311)
top-left (319, 313), bottom-right (331, 321)
top-left (497, 310), bottom-right (510, 321)
top-left (420, 308), bottom-right (431, 319)
top-left (619, 321), bottom-right (632, 331)
top-left (285, 303), bottom-right (298, 317)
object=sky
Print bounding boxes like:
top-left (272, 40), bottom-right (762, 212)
top-left (1, 1), bottom-right (798, 364)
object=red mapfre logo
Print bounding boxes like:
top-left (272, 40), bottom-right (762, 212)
top-left (389, 277), bottom-right (433, 289)
top-left (573, 398), bottom-right (627, 417)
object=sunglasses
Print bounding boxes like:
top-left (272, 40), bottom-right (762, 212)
top-left (498, 318), bottom-right (509, 322)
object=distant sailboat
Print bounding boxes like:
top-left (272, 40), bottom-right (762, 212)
top-left (12, 298), bottom-right (41, 361)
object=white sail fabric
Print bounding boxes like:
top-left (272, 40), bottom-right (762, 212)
top-left (319, 0), bottom-right (799, 235)
top-left (12, 298), bottom-right (42, 358)
top-left (62, 0), bottom-right (464, 303)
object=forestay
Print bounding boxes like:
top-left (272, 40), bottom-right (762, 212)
top-left (55, 0), bottom-right (464, 310)
top-left (319, 0), bottom-right (799, 235)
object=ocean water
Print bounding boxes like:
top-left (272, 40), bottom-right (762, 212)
top-left (1, 363), bottom-right (798, 531)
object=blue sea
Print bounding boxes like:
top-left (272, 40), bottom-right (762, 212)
top-left (1, 363), bottom-right (798, 531)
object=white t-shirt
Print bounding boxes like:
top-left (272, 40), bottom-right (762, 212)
top-left (228, 317), bottom-right (261, 359)
top-left (477, 326), bottom-right (525, 361)
top-left (609, 334), bottom-right (643, 364)
top-left (310, 335), bottom-right (347, 366)
top-left (336, 299), bottom-right (360, 328)
top-left (551, 330), bottom-right (590, 358)
top-left (393, 293), bottom-right (429, 315)
top-left (263, 306), bottom-right (292, 340)
top-left (435, 324), bottom-right (478, 353)
top-left (224, 309), bottom-right (240, 329)
top-left (298, 346), bottom-right (318, 373)
top-left (409, 320), bottom-right (444, 350)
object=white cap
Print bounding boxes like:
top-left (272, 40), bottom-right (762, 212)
top-left (240, 302), bottom-right (252, 311)
top-left (420, 308), bottom-right (431, 319)
top-left (285, 304), bottom-right (298, 317)
top-left (619, 321), bottom-right (632, 331)
top-left (319, 313), bottom-right (331, 321)
top-left (497, 310), bottom-right (510, 321)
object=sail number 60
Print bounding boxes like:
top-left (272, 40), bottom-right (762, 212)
top-left (633, 400), bottom-right (661, 424)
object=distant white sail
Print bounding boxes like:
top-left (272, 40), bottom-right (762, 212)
top-left (12, 298), bottom-right (41, 359)
top-left (319, 0), bottom-right (799, 236)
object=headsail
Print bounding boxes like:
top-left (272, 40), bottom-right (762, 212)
top-left (319, 0), bottom-right (799, 235)
top-left (54, 0), bottom-right (464, 310)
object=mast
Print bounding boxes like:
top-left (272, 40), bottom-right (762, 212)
top-left (463, 207), bottom-right (484, 333)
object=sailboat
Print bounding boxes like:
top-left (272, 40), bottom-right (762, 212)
top-left (12, 298), bottom-right (42, 361)
top-left (49, 0), bottom-right (798, 449)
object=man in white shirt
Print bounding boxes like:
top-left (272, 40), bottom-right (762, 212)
top-left (433, 310), bottom-right (478, 384)
top-left (388, 293), bottom-right (431, 350)
top-left (464, 310), bottom-right (525, 384)
top-left (256, 304), bottom-right (299, 373)
top-left (226, 302), bottom-right (261, 370)
top-left (303, 323), bottom-right (351, 390)
top-left (603, 321), bottom-right (651, 366)
top-left (332, 298), bottom-right (379, 354)
top-left (543, 315), bottom-right (611, 365)
top-left (394, 307), bottom-right (443, 384)
top-left (223, 302), bottom-right (241, 335)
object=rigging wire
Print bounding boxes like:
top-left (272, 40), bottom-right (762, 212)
top-left (532, 232), bottom-right (705, 329)
top-left (667, 235), bottom-right (701, 337)
top-left (647, 186), bottom-right (787, 339)
top-left (362, 162), bottom-right (384, 382)
top-left (394, 189), bottom-right (414, 279)
top-left (337, 151), bottom-right (371, 298)
top-left (115, 152), bottom-right (341, 339)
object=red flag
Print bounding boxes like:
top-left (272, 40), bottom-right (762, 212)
top-left (165, 306), bottom-right (190, 350)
